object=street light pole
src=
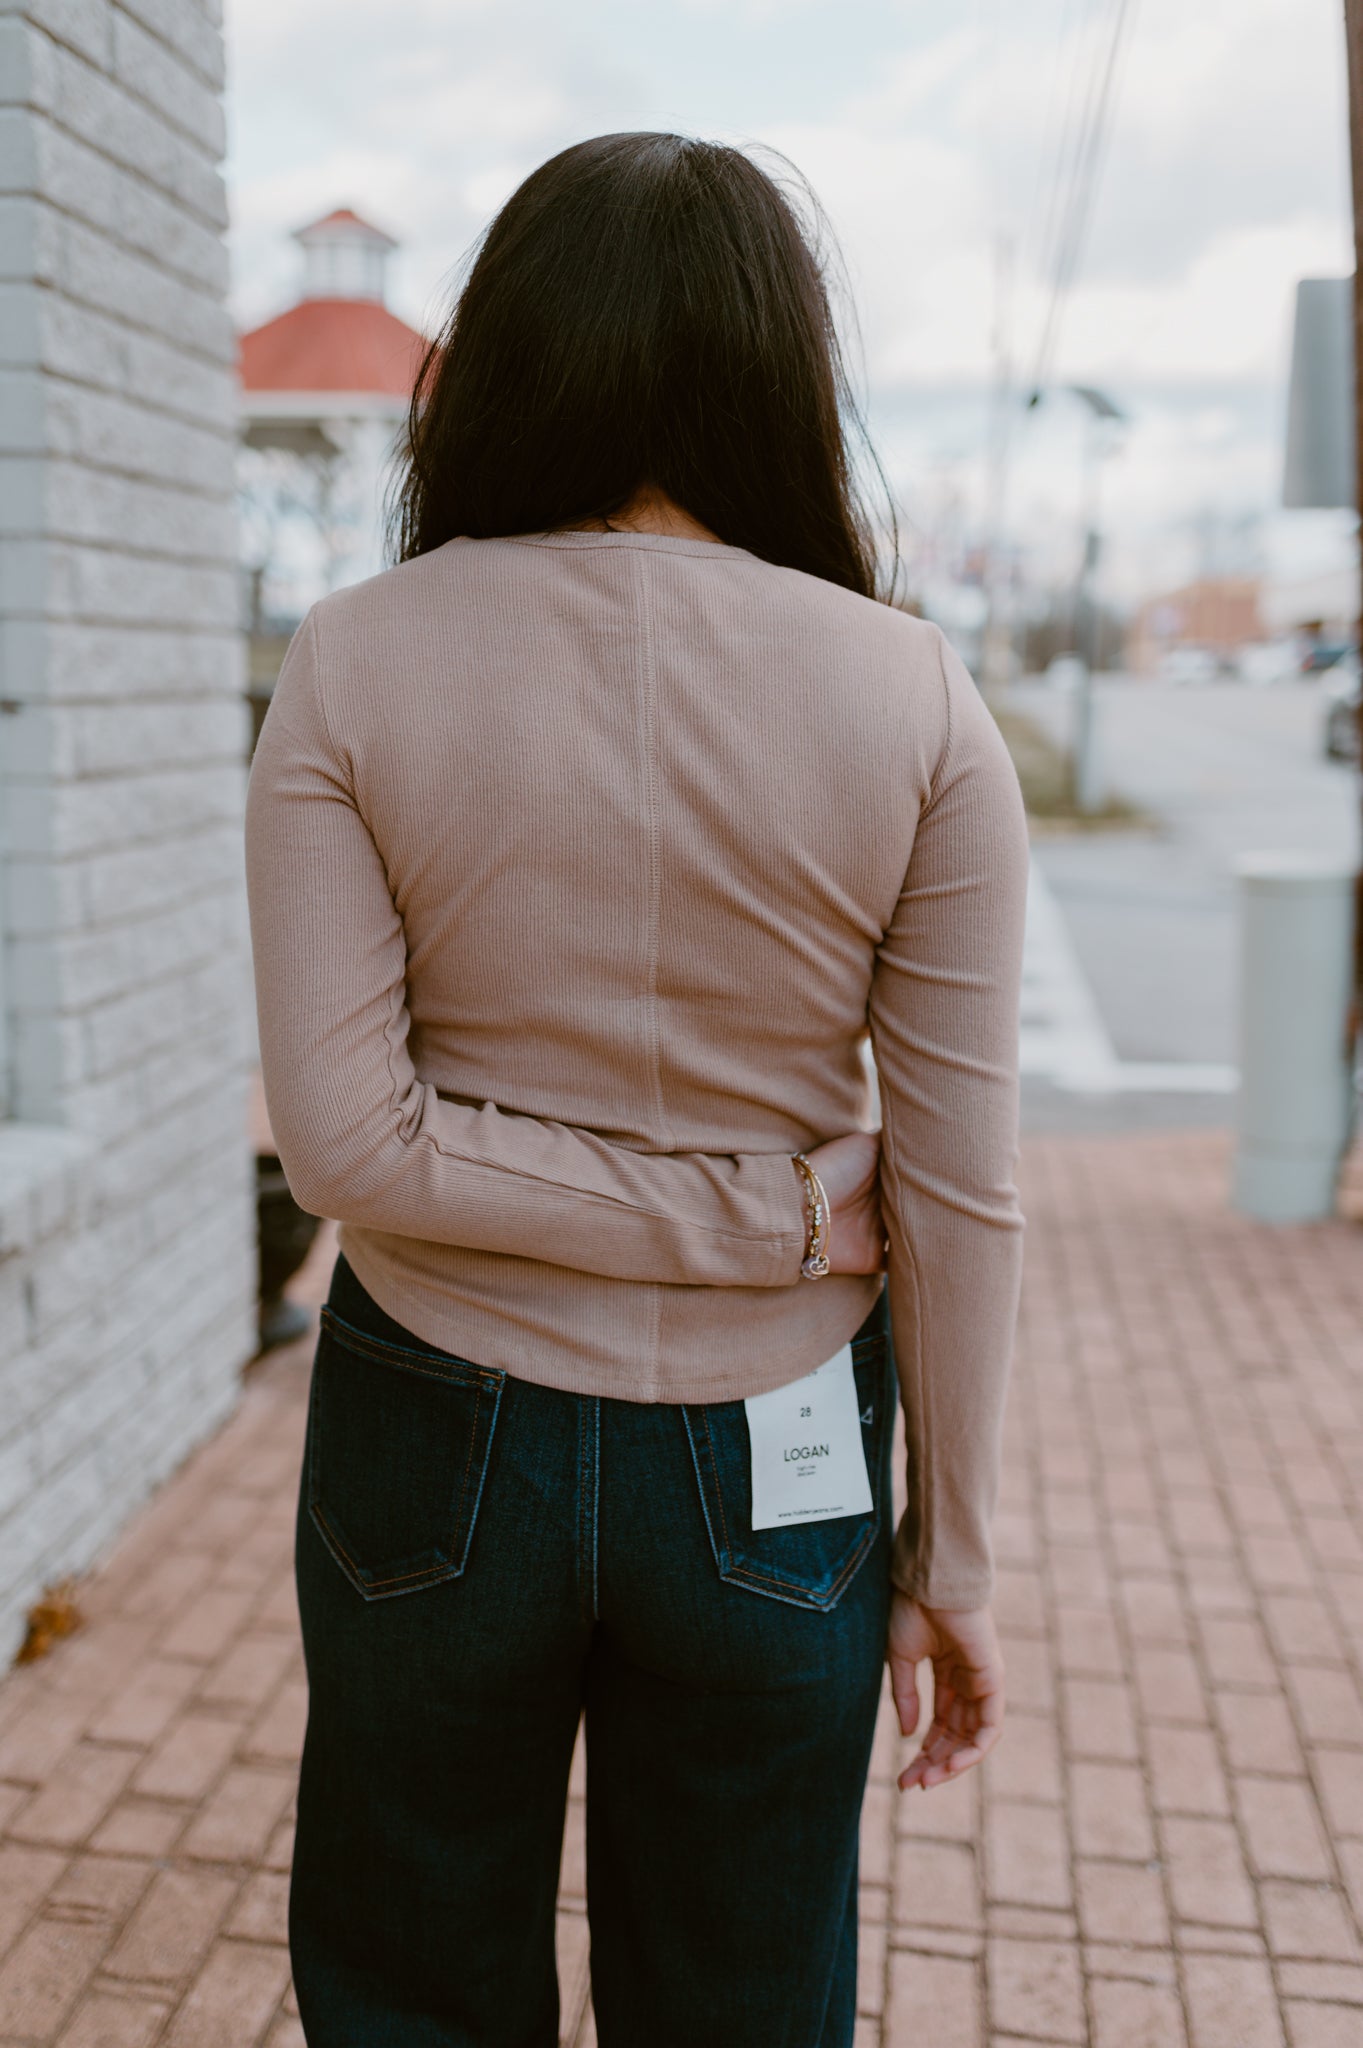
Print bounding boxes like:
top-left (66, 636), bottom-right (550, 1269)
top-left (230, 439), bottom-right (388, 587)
top-left (1071, 402), bottom-right (1107, 812)
top-left (1343, 0), bottom-right (1363, 1036)
top-left (980, 232), bottom-right (1018, 705)
top-left (1030, 383), bottom-right (1127, 812)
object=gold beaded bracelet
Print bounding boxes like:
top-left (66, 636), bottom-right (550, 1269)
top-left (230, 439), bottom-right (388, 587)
top-left (792, 1153), bottom-right (831, 1278)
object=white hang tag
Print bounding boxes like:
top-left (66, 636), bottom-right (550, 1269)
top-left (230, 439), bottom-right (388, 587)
top-left (745, 1344), bottom-right (873, 1531)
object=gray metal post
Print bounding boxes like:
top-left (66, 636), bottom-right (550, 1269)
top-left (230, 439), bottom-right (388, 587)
top-left (1072, 521), bottom-right (1104, 814)
top-left (1066, 386), bottom-right (1124, 813)
top-left (1232, 856), bottom-right (1358, 1222)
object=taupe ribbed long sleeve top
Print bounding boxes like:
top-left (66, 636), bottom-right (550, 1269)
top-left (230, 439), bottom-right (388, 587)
top-left (245, 529), bottom-right (1028, 1607)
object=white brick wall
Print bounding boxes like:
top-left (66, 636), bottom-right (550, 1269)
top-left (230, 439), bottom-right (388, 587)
top-left (0, 0), bottom-right (254, 1663)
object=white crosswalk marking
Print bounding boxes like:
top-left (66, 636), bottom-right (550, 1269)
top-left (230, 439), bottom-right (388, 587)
top-left (1020, 865), bottom-right (1238, 1096)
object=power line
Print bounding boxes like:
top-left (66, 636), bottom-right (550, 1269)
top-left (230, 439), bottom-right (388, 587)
top-left (975, 0), bottom-right (1137, 688)
top-left (1025, 0), bottom-right (1139, 404)
top-left (1026, 0), bottom-right (1097, 311)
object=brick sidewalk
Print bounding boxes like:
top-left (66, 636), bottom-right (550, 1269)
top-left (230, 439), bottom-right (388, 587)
top-left (1, 1128), bottom-right (1361, 2046)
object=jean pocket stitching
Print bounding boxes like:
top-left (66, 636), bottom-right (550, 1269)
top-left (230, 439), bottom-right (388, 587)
top-left (682, 1407), bottom-right (727, 1571)
top-left (306, 1331), bottom-right (503, 1602)
top-left (718, 1514), bottom-right (880, 1610)
top-left (318, 1305), bottom-right (504, 1391)
top-left (308, 1503), bottom-right (466, 1596)
top-left (700, 1409), bottom-right (734, 1562)
top-left (850, 1332), bottom-right (887, 1361)
top-left (454, 1381), bottom-right (483, 1553)
top-left (683, 1352), bottom-right (889, 1612)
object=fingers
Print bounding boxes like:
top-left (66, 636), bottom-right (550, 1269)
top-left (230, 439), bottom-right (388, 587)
top-left (895, 1646), bottom-right (1006, 1792)
top-left (889, 1594), bottom-right (1006, 1791)
top-left (897, 1714), bottom-right (1004, 1792)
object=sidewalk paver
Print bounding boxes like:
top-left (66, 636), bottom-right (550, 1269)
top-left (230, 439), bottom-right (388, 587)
top-left (0, 1126), bottom-right (1360, 2045)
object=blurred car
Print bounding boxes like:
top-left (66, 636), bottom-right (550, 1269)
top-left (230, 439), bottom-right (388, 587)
top-left (1236, 639), bottom-right (1305, 687)
top-left (1323, 657), bottom-right (1361, 762)
top-left (1301, 639), bottom-right (1356, 676)
top-left (1159, 646), bottom-right (1221, 685)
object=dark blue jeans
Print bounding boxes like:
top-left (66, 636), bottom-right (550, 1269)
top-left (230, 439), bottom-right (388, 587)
top-left (290, 1254), bottom-right (895, 2048)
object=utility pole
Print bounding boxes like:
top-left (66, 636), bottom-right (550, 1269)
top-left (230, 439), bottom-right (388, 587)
top-left (979, 233), bottom-right (1017, 705)
top-left (1029, 382), bottom-right (1126, 812)
top-left (1071, 404), bottom-right (1105, 812)
top-left (1345, 0), bottom-right (1363, 1033)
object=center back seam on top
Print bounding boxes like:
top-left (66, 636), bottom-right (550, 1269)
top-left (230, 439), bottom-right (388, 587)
top-left (634, 550), bottom-right (667, 1384)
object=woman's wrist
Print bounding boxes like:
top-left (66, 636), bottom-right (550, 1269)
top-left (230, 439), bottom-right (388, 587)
top-left (791, 1153), bottom-right (831, 1277)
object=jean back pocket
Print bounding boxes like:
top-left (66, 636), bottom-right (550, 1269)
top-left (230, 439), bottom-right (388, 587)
top-left (682, 1320), bottom-right (893, 1613)
top-left (306, 1305), bottom-right (504, 1602)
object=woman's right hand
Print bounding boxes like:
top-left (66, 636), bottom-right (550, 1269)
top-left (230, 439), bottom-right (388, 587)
top-left (804, 1130), bottom-right (886, 1274)
top-left (889, 1594), bottom-right (1006, 1789)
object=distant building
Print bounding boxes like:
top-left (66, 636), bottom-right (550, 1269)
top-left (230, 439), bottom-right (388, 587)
top-left (1127, 577), bottom-right (1266, 675)
top-left (238, 208), bottom-right (427, 449)
top-left (236, 209), bottom-right (430, 623)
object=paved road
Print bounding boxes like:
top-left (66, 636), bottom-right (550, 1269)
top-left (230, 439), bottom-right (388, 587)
top-left (1013, 680), bottom-right (1360, 1136)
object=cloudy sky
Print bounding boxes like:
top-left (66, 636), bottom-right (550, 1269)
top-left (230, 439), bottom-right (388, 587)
top-left (223, 0), bottom-right (1355, 605)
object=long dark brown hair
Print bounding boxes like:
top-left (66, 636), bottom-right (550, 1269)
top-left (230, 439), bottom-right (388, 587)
top-left (390, 133), bottom-right (894, 599)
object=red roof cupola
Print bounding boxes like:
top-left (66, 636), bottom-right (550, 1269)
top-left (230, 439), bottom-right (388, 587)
top-left (237, 206), bottom-right (427, 411)
top-left (294, 207), bottom-right (398, 303)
